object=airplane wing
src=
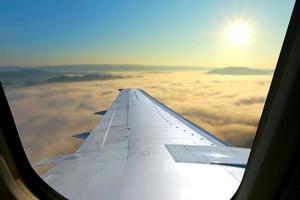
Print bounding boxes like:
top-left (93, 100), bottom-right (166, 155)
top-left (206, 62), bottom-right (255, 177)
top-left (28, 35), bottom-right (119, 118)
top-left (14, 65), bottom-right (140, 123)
top-left (40, 89), bottom-right (250, 200)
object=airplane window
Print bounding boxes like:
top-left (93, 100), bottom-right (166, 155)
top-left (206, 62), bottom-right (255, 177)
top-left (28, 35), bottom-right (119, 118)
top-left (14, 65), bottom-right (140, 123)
top-left (0, 0), bottom-right (295, 199)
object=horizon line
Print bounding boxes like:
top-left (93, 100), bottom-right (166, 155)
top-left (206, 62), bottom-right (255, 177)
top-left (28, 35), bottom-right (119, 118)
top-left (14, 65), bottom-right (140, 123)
top-left (0, 63), bottom-right (273, 69)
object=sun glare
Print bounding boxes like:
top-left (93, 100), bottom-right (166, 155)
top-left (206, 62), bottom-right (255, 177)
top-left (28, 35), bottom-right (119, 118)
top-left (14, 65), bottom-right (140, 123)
top-left (225, 20), bottom-right (251, 46)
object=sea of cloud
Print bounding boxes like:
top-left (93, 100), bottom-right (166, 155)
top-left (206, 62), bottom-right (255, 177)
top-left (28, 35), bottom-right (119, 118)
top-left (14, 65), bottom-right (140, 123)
top-left (3, 71), bottom-right (272, 174)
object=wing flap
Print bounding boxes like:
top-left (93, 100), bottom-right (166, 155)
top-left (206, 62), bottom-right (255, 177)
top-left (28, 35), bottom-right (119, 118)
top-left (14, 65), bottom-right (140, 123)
top-left (165, 144), bottom-right (250, 167)
top-left (33, 154), bottom-right (78, 167)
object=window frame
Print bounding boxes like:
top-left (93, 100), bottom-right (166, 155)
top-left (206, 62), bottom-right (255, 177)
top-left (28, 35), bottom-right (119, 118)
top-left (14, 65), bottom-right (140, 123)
top-left (0, 1), bottom-right (300, 199)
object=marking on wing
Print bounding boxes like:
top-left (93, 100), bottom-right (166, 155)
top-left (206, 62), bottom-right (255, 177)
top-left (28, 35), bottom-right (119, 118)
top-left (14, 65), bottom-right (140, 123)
top-left (99, 104), bottom-right (118, 150)
top-left (133, 90), bottom-right (138, 100)
top-left (44, 174), bottom-right (53, 181)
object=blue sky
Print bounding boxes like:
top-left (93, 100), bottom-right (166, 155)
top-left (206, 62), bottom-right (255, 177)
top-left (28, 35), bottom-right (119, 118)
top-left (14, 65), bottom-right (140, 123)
top-left (0, 0), bottom-right (295, 67)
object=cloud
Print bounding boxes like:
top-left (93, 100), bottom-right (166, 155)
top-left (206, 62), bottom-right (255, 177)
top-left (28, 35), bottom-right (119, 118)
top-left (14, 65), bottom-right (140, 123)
top-left (236, 96), bottom-right (266, 105)
top-left (3, 71), bottom-right (272, 175)
top-left (101, 90), bottom-right (113, 96)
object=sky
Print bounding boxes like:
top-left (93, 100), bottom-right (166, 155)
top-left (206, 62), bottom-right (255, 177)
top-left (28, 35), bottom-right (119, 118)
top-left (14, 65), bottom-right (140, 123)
top-left (0, 0), bottom-right (295, 67)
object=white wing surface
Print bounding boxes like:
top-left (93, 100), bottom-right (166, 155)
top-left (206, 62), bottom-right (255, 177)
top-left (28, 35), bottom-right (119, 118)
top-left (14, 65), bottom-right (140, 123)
top-left (41, 89), bottom-right (250, 200)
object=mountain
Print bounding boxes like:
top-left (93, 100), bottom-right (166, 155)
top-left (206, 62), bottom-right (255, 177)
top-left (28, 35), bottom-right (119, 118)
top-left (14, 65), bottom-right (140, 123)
top-left (0, 69), bottom-right (59, 85)
top-left (0, 68), bottom-right (126, 87)
top-left (207, 67), bottom-right (274, 75)
top-left (46, 73), bottom-right (123, 83)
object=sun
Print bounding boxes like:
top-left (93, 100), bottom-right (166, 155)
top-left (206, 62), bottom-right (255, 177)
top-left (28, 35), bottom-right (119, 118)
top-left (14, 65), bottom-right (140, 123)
top-left (225, 19), bottom-right (251, 46)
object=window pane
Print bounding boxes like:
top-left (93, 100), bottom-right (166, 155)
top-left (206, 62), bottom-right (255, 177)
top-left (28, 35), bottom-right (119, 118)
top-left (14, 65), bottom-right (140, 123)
top-left (1, 0), bottom-right (295, 199)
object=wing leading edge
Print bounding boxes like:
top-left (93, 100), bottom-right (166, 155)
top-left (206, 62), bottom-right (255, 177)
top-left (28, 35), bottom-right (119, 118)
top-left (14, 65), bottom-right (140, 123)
top-left (41, 88), bottom-right (250, 200)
